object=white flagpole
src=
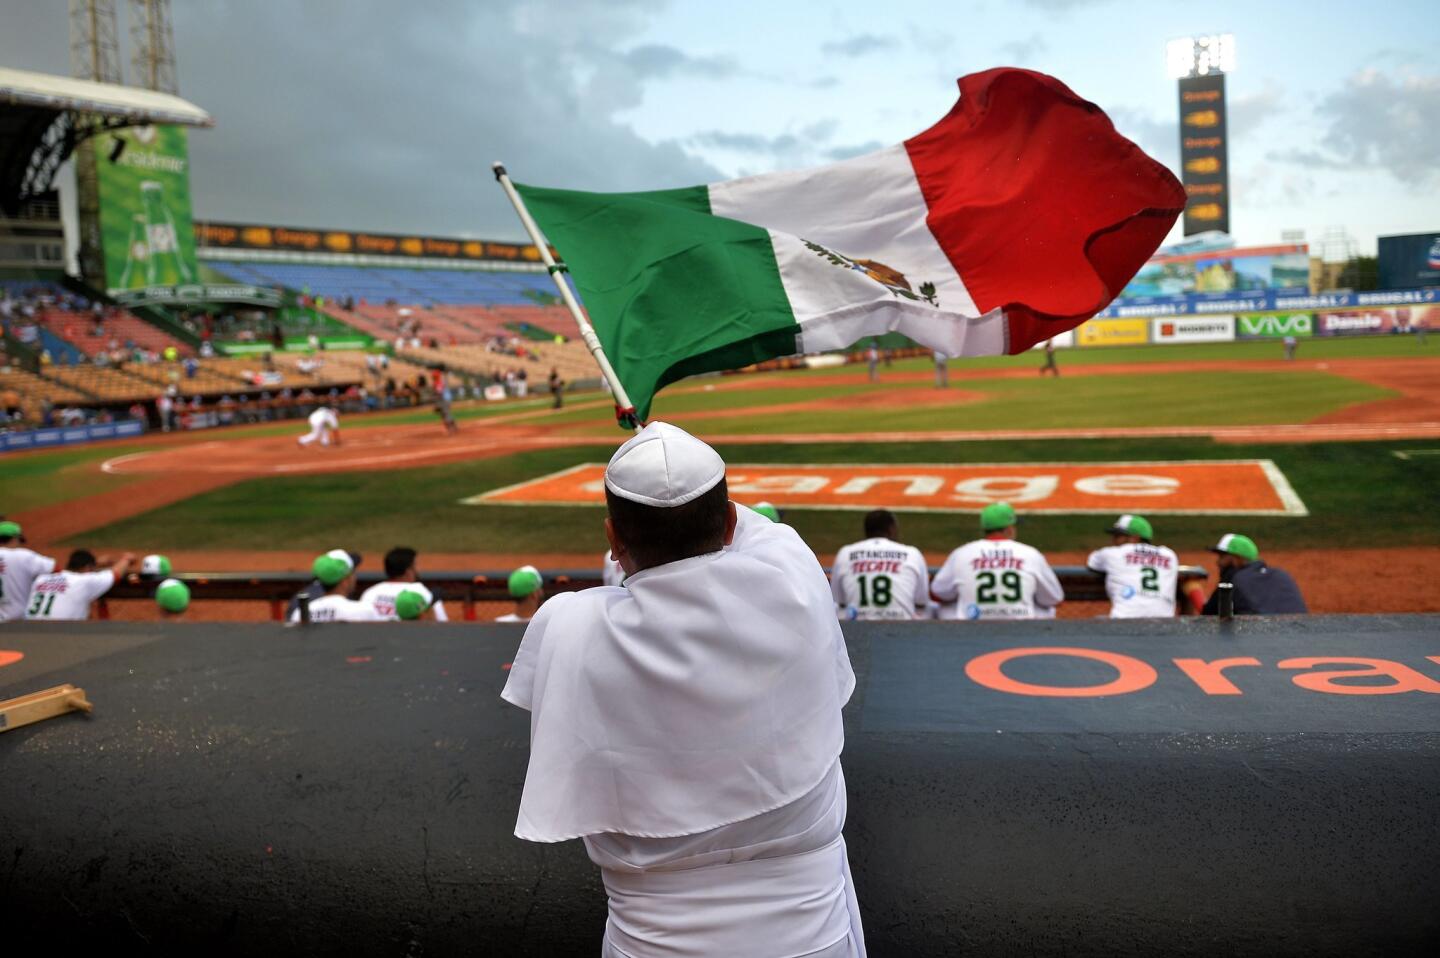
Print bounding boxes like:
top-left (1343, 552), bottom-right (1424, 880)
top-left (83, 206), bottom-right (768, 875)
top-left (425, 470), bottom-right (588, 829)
top-left (492, 161), bottom-right (641, 432)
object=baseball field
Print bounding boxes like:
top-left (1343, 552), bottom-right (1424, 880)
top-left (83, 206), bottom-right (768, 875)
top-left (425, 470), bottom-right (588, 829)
top-left (6, 335), bottom-right (1439, 617)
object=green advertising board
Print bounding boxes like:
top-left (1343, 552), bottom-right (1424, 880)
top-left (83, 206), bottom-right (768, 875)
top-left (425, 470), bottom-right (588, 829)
top-left (93, 125), bottom-right (198, 294)
top-left (1237, 312), bottom-right (1313, 339)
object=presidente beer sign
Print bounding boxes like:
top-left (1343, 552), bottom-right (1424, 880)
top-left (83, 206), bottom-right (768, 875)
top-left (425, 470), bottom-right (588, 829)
top-left (469, 460), bottom-right (1308, 516)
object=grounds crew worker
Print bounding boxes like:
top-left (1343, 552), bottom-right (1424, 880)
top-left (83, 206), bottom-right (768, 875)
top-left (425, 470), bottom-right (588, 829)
top-left (0, 521), bottom-right (56, 622)
top-left (502, 421), bottom-right (865, 958)
top-left (1201, 533), bottom-right (1308, 615)
top-left (931, 501), bottom-right (1063, 619)
top-left (1086, 514), bottom-right (1192, 618)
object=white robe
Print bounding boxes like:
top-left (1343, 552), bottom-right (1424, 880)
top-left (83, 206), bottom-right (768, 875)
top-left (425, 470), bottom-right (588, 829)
top-left (503, 505), bottom-right (864, 957)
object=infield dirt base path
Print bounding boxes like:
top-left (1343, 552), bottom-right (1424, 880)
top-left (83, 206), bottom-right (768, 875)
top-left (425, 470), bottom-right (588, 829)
top-left (14, 356), bottom-right (1440, 551)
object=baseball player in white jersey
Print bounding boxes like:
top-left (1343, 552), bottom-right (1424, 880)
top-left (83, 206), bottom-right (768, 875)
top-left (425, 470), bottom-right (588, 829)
top-left (1086, 514), bottom-right (1181, 618)
top-left (830, 509), bottom-right (931, 620)
top-left (360, 547), bottom-right (449, 621)
top-left (24, 549), bottom-right (134, 621)
top-left (931, 502), bottom-right (1063, 620)
top-left (297, 404), bottom-right (340, 447)
top-left (495, 565), bottom-right (544, 622)
top-left (0, 521), bottom-right (56, 622)
top-left (601, 551), bottom-right (625, 588)
top-left (288, 552), bottom-right (378, 623)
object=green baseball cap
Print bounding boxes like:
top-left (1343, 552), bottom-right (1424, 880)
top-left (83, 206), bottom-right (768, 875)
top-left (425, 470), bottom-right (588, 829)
top-left (395, 589), bottom-right (430, 621)
top-left (141, 554), bottom-right (172, 577)
top-left (0, 521), bottom-right (21, 538)
top-left (1107, 514), bottom-right (1154, 542)
top-left (752, 502), bottom-right (781, 522)
top-left (312, 554), bottom-right (353, 586)
top-left (508, 565), bottom-right (543, 599)
top-left (155, 578), bottom-right (190, 613)
top-left (980, 502), bottom-right (1017, 532)
top-left (1210, 533), bottom-right (1259, 562)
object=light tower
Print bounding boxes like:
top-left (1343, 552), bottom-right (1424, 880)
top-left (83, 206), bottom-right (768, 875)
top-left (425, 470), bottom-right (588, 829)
top-left (1166, 34), bottom-right (1235, 236)
top-left (129, 0), bottom-right (179, 94)
top-left (69, 0), bottom-right (122, 83)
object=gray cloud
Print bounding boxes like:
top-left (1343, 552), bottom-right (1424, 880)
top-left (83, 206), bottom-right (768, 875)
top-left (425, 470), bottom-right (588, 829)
top-left (1228, 83), bottom-right (1285, 140)
top-left (999, 34), bottom-right (1047, 64)
top-left (824, 141), bottom-right (885, 161)
top-left (1105, 108), bottom-right (1179, 173)
top-left (691, 119), bottom-right (839, 158)
top-left (1269, 69), bottom-right (1440, 185)
top-left (0, 0), bottom-right (724, 240)
top-left (819, 34), bottom-right (897, 58)
top-left (621, 44), bottom-right (739, 79)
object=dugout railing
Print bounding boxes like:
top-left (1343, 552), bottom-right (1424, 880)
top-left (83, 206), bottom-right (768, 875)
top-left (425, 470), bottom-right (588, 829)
top-left (99, 565), bottom-right (1211, 619)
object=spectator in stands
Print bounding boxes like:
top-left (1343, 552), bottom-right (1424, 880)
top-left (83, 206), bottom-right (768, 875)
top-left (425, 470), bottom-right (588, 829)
top-left (3, 386), bottom-right (22, 422)
top-left (127, 401), bottom-right (147, 422)
top-left (199, 340), bottom-right (216, 358)
top-left (24, 549), bottom-right (134, 621)
top-left (495, 565), bottom-right (544, 622)
top-left (1200, 534), bottom-right (1308, 615)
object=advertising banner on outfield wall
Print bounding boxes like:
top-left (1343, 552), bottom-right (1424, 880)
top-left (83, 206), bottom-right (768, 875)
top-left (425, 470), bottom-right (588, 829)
top-left (1316, 305), bottom-right (1440, 336)
top-left (1077, 319), bottom-right (1149, 347)
top-left (94, 125), bottom-right (199, 295)
top-left (1236, 313), bottom-right (1313, 339)
top-left (1151, 316), bottom-right (1235, 343)
top-left (195, 221), bottom-right (545, 264)
top-left (1377, 232), bottom-right (1440, 290)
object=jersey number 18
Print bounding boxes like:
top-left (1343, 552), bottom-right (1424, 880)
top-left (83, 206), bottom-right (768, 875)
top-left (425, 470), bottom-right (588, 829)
top-left (857, 574), bottom-right (892, 607)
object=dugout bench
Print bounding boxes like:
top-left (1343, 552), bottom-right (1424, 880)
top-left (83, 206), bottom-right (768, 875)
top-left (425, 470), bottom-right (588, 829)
top-left (99, 565), bottom-right (1210, 619)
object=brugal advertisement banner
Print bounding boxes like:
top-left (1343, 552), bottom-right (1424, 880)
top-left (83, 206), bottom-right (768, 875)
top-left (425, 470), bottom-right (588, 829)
top-left (1178, 73), bottom-right (1229, 236)
top-left (94, 125), bottom-right (199, 296)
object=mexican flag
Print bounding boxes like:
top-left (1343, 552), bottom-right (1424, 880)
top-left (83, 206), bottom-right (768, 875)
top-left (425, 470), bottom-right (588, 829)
top-left (516, 68), bottom-right (1186, 421)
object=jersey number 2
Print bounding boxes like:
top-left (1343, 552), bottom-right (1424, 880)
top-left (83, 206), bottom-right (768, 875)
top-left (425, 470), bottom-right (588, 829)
top-left (1140, 568), bottom-right (1160, 593)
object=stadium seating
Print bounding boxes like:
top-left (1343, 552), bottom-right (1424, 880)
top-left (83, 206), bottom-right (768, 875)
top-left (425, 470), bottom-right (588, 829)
top-left (38, 307), bottom-right (190, 359)
top-left (0, 365), bottom-right (90, 422)
top-left (40, 364), bottom-right (155, 402)
top-left (206, 260), bottom-right (560, 307)
top-left (121, 360), bottom-right (250, 397)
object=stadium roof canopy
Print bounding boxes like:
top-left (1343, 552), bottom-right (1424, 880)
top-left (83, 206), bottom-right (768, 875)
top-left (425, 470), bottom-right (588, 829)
top-left (0, 66), bottom-right (212, 216)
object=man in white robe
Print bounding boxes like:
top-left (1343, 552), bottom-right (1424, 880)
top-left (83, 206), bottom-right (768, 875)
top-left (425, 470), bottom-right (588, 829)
top-left (502, 421), bottom-right (865, 957)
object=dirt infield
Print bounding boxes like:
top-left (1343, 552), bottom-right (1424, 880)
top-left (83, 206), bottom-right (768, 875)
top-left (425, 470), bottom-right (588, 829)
top-left (12, 354), bottom-right (1440, 617)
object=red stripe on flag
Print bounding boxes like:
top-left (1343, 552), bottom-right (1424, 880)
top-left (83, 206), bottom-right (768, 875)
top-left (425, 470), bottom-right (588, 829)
top-left (904, 68), bottom-right (1186, 354)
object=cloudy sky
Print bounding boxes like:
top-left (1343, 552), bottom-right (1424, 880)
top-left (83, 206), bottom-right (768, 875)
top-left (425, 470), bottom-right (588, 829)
top-left (3, 0), bottom-right (1437, 253)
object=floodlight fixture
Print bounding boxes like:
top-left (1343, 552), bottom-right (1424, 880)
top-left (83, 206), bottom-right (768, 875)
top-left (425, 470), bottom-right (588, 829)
top-left (1166, 34), bottom-right (1236, 79)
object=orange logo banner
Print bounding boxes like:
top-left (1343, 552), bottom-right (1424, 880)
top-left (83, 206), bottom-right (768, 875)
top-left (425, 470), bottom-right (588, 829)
top-left (468, 460), bottom-right (1308, 515)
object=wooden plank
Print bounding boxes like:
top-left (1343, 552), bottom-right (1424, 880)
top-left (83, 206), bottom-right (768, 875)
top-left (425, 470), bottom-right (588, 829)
top-left (0, 684), bottom-right (93, 733)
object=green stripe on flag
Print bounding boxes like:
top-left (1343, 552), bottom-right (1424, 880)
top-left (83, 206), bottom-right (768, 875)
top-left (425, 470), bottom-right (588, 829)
top-left (515, 182), bottom-right (800, 421)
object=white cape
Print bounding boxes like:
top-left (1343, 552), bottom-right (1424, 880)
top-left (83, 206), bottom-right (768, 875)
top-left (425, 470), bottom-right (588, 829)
top-left (501, 506), bottom-right (856, 842)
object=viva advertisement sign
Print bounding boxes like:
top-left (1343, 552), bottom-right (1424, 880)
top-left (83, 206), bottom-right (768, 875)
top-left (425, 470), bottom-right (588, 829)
top-left (1237, 312), bottom-right (1313, 339)
top-left (94, 125), bottom-right (198, 295)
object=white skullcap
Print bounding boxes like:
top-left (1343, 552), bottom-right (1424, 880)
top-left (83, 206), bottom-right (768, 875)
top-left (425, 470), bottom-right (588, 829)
top-left (604, 421), bottom-right (726, 508)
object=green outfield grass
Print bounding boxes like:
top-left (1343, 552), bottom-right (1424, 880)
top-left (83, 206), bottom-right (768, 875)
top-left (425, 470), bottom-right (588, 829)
top-left (0, 443), bottom-right (167, 513)
top-left (68, 436), bottom-right (1440, 558)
